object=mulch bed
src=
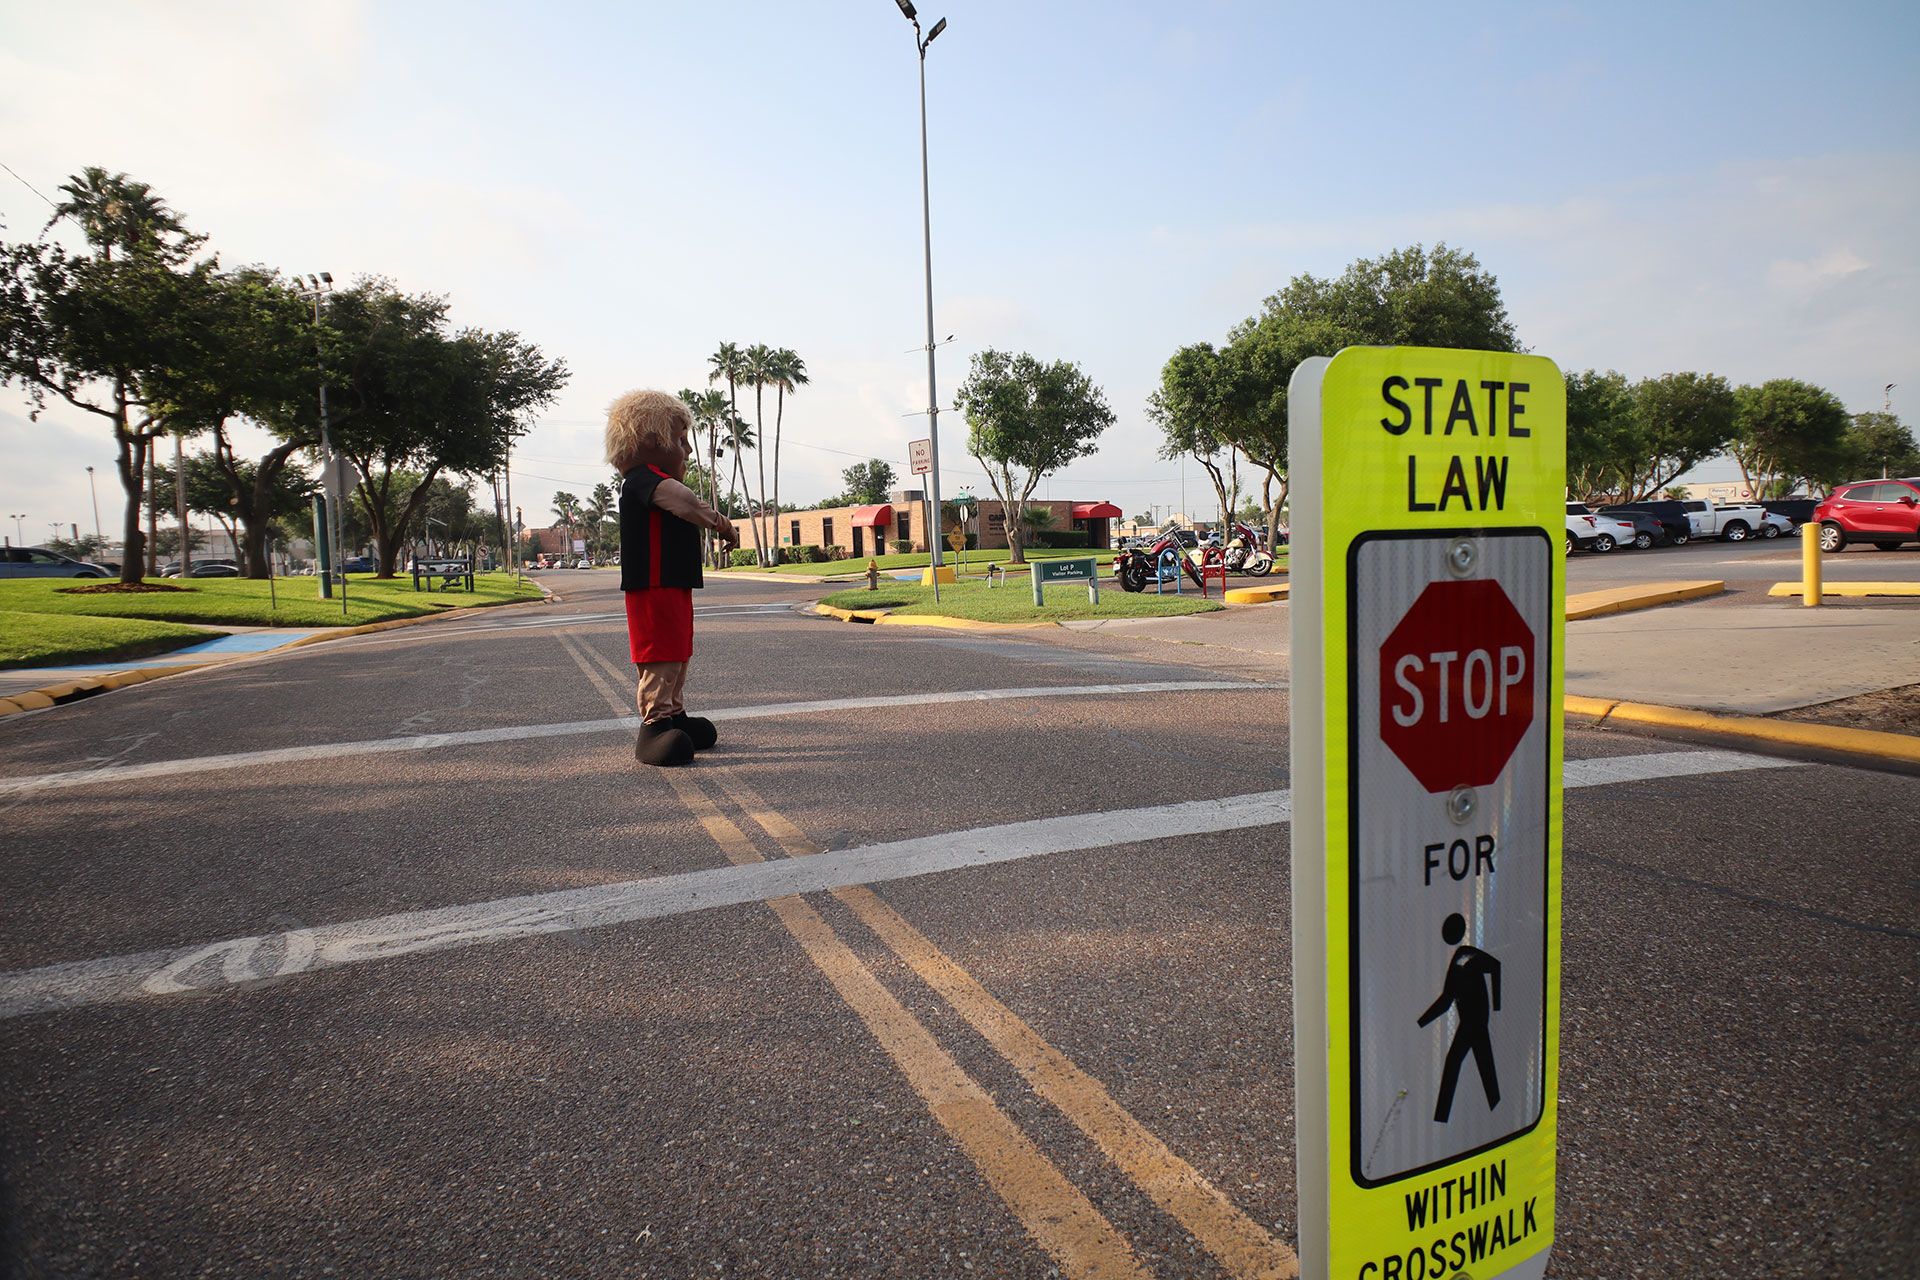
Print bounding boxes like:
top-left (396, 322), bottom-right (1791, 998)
top-left (56, 583), bottom-right (195, 595)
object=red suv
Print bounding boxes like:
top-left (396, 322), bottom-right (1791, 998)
top-left (1813, 477), bottom-right (1920, 551)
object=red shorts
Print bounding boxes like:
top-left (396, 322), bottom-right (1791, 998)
top-left (624, 588), bottom-right (694, 663)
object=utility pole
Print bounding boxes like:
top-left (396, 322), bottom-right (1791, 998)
top-left (297, 273), bottom-right (344, 612)
top-left (144, 437), bottom-right (158, 576)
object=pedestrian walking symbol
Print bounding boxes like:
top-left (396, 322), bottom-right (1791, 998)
top-left (1417, 913), bottom-right (1502, 1123)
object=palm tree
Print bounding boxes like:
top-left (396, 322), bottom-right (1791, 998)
top-left (765, 348), bottom-right (809, 564)
top-left (742, 344), bottom-right (778, 563)
top-left (679, 387), bottom-right (730, 566)
top-left (586, 483), bottom-right (615, 559)
top-left (552, 491), bottom-right (583, 559)
top-left (707, 344), bottom-right (749, 564)
top-left (47, 166), bottom-right (202, 263)
top-left (722, 411), bottom-right (756, 555)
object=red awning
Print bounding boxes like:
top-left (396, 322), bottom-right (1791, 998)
top-left (850, 504), bottom-right (893, 529)
top-left (1071, 502), bottom-right (1122, 519)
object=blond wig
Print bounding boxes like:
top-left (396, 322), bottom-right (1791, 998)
top-left (605, 389), bottom-right (693, 472)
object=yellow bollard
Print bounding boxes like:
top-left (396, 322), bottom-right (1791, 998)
top-left (1801, 522), bottom-right (1822, 606)
top-left (866, 558), bottom-right (880, 591)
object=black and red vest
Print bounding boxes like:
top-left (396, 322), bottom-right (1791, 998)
top-left (619, 465), bottom-right (704, 591)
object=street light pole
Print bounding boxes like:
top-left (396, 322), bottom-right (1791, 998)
top-left (897, 1), bottom-right (949, 570)
top-left (86, 466), bottom-right (102, 543)
top-left (296, 272), bottom-right (344, 612)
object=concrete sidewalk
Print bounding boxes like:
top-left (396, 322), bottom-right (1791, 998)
top-left (0, 628), bottom-right (318, 700)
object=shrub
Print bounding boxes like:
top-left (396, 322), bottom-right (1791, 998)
top-left (805, 545), bottom-right (832, 563)
top-left (729, 548), bottom-right (759, 567)
top-left (1026, 530), bottom-right (1091, 549)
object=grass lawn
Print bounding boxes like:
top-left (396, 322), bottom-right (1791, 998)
top-left (0, 572), bottom-right (543, 629)
top-left (0, 610), bottom-right (220, 670)
top-left (819, 578), bottom-right (1224, 623)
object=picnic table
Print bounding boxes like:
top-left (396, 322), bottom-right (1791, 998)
top-left (411, 558), bottom-right (475, 592)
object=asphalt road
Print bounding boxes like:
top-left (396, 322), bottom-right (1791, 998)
top-left (1, 571), bottom-right (1914, 1278)
top-left (1562, 530), bottom-right (1918, 592)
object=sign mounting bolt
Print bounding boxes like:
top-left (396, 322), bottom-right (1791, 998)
top-left (1446, 537), bottom-right (1479, 578)
top-left (1447, 786), bottom-right (1477, 824)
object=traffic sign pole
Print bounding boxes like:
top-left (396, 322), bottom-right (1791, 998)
top-left (1288, 347), bottom-right (1566, 1280)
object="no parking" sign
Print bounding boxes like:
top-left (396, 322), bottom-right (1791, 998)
top-left (1288, 348), bottom-right (1565, 1280)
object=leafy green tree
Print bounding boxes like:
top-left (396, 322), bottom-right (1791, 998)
top-left (1729, 379), bottom-right (1852, 499)
top-left (0, 171), bottom-right (216, 581)
top-left (741, 343), bottom-right (778, 563)
top-left (1147, 343), bottom-right (1244, 541)
top-left (1563, 369), bottom-right (1639, 502)
top-left (955, 349), bottom-right (1115, 563)
top-left (46, 532), bottom-right (110, 560)
top-left (1256, 242), bottom-right (1519, 354)
top-left (1837, 411), bottom-right (1920, 483)
top-left (1624, 372), bottom-right (1737, 499)
top-left (551, 491), bottom-right (583, 554)
top-left (151, 451), bottom-right (310, 567)
top-left (708, 343), bottom-right (748, 556)
top-left (153, 266), bottom-right (323, 576)
top-left (414, 475), bottom-right (486, 555)
top-left (323, 281), bottom-right (567, 576)
top-left (838, 459), bottom-right (897, 505)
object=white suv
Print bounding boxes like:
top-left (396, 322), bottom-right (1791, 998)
top-left (1565, 504), bottom-right (1635, 552)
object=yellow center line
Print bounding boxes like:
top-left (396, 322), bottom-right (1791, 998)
top-left (712, 773), bottom-right (1301, 1280)
top-left (558, 632), bottom-right (1149, 1279)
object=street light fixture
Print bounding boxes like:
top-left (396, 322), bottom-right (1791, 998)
top-left (7, 514), bottom-right (25, 547)
top-left (895, 0), bottom-right (951, 570)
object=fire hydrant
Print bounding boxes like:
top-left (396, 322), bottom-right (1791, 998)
top-left (866, 559), bottom-right (880, 591)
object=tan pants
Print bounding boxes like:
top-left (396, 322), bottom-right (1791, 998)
top-left (636, 661), bottom-right (688, 723)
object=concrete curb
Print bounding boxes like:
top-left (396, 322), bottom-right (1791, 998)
top-left (1565, 580), bottom-right (1725, 620)
top-left (1565, 693), bottom-right (1920, 769)
top-left (0, 591), bottom-right (545, 719)
top-left (1767, 581), bottom-right (1920, 599)
top-left (875, 613), bottom-right (1058, 632)
top-left (1223, 583), bottom-right (1290, 604)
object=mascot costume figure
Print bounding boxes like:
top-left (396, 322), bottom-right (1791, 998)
top-left (606, 389), bottom-right (738, 767)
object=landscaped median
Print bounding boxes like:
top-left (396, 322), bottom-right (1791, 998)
top-left (0, 573), bottom-right (543, 671)
top-left (816, 579), bottom-right (1223, 626)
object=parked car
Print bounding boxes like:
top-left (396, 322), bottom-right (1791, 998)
top-left (162, 559), bottom-right (240, 578)
top-left (1565, 513), bottom-right (1603, 553)
top-left (1757, 511), bottom-right (1797, 539)
top-left (1812, 477), bottom-right (1920, 552)
top-left (1600, 508), bottom-right (1668, 550)
top-left (1566, 503), bottom-right (1641, 551)
top-left (338, 556), bottom-right (376, 574)
top-left (1678, 499), bottom-right (1768, 542)
top-left (1763, 498), bottom-right (1818, 529)
top-left (1602, 500), bottom-right (1692, 546)
top-left (0, 546), bottom-right (114, 578)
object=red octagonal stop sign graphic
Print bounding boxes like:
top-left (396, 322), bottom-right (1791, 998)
top-left (1379, 578), bottom-right (1536, 792)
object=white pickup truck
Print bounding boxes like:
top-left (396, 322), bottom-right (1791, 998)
top-left (1679, 500), bottom-right (1769, 542)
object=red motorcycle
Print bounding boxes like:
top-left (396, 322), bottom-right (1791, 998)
top-left (1113, 528), bottom-right (1206, 593)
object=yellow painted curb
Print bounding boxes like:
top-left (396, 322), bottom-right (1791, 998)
top-left (1565, 580), bottom-right (1724, 621)
top-left (1563, 694), bottom-right (1920, 767)
top-left (1768, 581), bottom-right (1920, 598)
top-left (1224, 583), bottom-right (1291, 605)
top-left (874, 613), bottom-right (1058, 632)
top-left (812, 603), bottom-right (891, 623)
top-left (6, 691), bottom-right (56, 711)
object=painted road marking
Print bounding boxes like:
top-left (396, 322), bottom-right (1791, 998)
top-left (0, 750), bottom-right (1796, 1019)
top-left (711, 771), bottom-right (1301, 1279)
top-left (0, 681), bottom-right (1257, 799)
top-left (583, 640), bottom-right (1148, 1280)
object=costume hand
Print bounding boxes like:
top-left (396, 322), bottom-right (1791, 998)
top-left (714, 515), bottom-right (738, 547)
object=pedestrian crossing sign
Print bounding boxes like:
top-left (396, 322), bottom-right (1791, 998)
top-left (1286, 347), bottom-right (1566, 1280)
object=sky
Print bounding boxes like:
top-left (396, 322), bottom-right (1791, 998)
top-left (3, 0), bottom-right (1917, 544)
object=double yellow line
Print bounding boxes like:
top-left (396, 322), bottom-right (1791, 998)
top-left (556, 633), bottom-right (1298, 1279)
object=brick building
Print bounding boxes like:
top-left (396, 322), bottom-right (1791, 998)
top-left (732, 490), bottom-right (1122, 559)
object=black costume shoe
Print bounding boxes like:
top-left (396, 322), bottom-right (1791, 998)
top-left (636, 719), bottom-right (695, 767)
top-left (672, 712), bottom-right (718, 751)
